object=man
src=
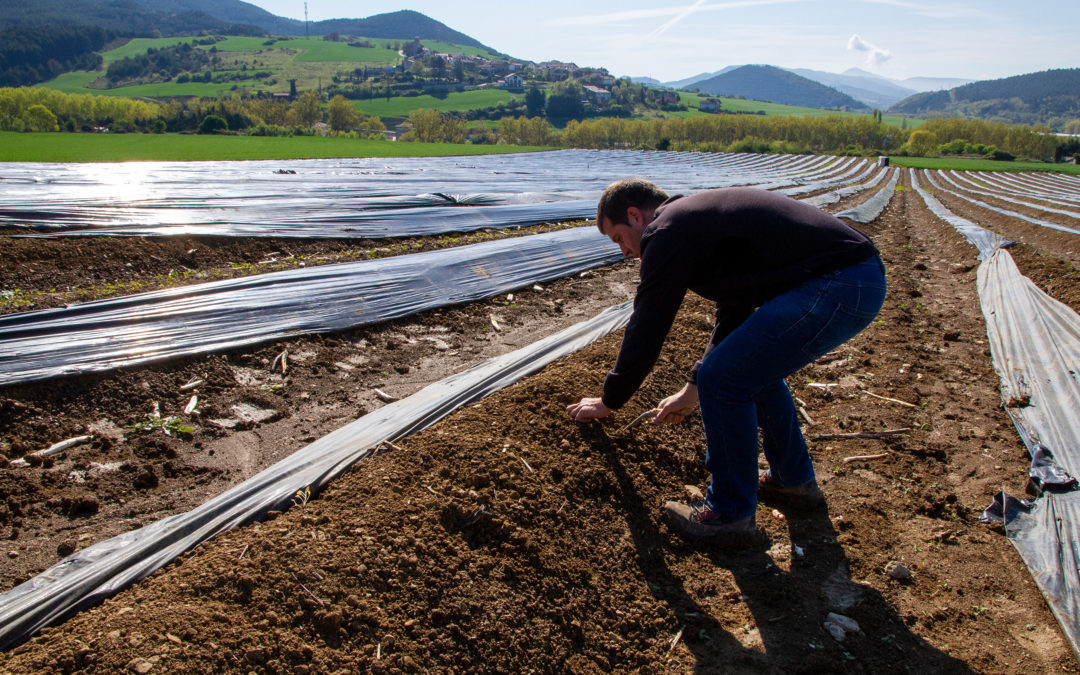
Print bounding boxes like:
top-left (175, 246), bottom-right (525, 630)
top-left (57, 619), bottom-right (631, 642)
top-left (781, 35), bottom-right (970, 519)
top-left (567, 178), bottom-right (885, 543)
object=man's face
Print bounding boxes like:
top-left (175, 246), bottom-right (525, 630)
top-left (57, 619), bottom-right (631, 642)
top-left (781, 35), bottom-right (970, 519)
top-left (604, 222), bottom-right (640, 258)
top-left (600, 208), bottom-right (647, 259)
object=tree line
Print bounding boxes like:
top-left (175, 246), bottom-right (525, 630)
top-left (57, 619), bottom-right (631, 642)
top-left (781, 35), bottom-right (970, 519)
top-left (0, 87), bottom-right (1068, 162)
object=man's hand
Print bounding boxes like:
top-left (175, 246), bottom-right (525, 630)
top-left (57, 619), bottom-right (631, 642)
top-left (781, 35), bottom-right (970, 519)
top-left (654, 383), bottom-right (698, 424)
top-left (567, 397), bottom-right (611, 422)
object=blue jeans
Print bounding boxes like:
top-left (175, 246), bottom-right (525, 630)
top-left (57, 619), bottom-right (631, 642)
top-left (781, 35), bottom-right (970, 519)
top-left (697, 255), bottom-right (886, 518)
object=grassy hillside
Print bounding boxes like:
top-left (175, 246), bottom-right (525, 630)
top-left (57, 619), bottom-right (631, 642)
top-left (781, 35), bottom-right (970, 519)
top-left (354, 89), bottom-right (523, 117)
top-left (37, 36), bottom-right (425, 97)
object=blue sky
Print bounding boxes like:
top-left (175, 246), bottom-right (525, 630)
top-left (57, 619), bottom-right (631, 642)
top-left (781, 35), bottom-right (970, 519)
top-left (249, 0), bottom-right (1077, 83)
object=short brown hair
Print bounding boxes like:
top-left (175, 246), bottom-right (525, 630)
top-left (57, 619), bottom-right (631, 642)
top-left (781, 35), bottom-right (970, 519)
top-left (595, 178), bottom-right (669, 231)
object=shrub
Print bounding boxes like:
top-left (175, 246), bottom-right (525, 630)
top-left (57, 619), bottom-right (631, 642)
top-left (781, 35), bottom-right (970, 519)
top-left (987, 149), bottom-right (1015, 161)
top-left (22, 104), bottom-right (58, 132)
top-left (197, 114), bottom-right (228, 134)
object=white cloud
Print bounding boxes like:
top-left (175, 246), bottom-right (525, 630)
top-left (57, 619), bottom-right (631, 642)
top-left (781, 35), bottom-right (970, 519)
top-left (847, 33), bottom-right (892, 67)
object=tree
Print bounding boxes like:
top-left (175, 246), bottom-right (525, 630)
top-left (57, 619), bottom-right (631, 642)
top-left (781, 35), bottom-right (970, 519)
top-left (22, 104), bottom-right (58, 132)
top-left (198, 114), bottom-right (227, 134)
top-left (546, 79), bottom-right (584, 121)
top-left (903, 129), bottom-right (938, 156)
top-left (327, 95), bottom-right (359, 132)
top-left (401, 109), bottom-right (465, 143)
top-left (291, 91), bottom-right (322, 127)
top-left (525, 87), bottom-right (546, 117)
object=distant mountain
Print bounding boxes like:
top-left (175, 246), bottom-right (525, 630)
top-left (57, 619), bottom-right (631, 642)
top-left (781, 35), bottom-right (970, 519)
top-left (629, 77), bottom-right (662, 86)
top-left (788, 67), bottom-right (917, 109)
top-left (890, 68), bottom-right (1080, 130)
top-left (689, 65), bottom-right (869, 110)
top-left (0, 0), bottom-right (492, 50)
top-left (0, 0), bottom-right (262, 36)
top-left (133, 2), bottom-right (490, 49)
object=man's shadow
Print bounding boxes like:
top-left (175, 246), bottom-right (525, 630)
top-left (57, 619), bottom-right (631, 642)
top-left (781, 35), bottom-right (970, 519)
top-left (580, 423), bottom-right (974, 673)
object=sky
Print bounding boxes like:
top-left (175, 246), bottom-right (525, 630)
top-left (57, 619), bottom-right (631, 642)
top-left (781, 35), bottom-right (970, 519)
top-left (247, 0), bottom-right (1078, 84)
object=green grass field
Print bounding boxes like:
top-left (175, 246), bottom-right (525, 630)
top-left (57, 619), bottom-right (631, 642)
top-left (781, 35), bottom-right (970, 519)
top-left (888, 155), bottom-right (1080, 175)
top-left (0, 132), bottom-right (548, 162)
top-left (354, 89), bottom-right (523, 117)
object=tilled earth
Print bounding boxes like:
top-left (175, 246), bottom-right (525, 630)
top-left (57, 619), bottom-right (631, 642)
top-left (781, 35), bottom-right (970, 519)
top-left (2, 171), bottom-right (1080, 672)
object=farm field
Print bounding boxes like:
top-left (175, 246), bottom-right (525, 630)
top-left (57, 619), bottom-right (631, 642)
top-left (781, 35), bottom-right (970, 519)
top-left (889, 155), bottom-right (1080, 175)
top-left (1, 152), bottom-right (1079, 671)
top-left (0, 132), bottom-right (547, 162)
top-left (351, 88), bottom-right (524, 118)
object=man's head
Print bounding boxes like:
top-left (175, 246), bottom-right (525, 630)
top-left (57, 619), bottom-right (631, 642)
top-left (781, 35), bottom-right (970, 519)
top-left (595, 178), bottom-right (669, 259)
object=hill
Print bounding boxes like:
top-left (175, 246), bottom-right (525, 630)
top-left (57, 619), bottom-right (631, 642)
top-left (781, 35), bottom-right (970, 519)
top-left (689, 65), bottom-right (868, 110)
top-left (0, 0), bottom-right (491, 50)
top-left (890, 68), bottom-right (1080, 130)
top-left (0, 0), bottom-right (262, 35)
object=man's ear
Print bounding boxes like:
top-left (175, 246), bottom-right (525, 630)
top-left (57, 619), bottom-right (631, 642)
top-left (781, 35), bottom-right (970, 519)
top-left (625, 206), bottom-right (643, 227)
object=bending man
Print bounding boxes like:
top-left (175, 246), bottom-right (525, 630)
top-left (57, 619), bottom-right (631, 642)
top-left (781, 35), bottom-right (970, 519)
top-left (567, 178), bottom-right (886, 543)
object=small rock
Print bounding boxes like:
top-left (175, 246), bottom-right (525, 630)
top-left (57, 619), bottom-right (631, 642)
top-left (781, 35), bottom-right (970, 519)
top-left (826, 612), bottom-right (860, 633)
top-left (684, 485), bottom-right (704, 501)
top-left (886, 561), bottom-right (911, 580)
top-left (771, 509), bottom-right (785, 520)
top-left (824, 621), bottom-right (847, 642)
top-left (7, 550), bottom-right (18, 559)
top-left (127, 657), bottom-right (156, 674)
top-left (57, 539), bottom-right (78, 557)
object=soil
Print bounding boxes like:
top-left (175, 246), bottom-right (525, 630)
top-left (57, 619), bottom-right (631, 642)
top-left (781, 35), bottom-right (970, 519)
top-left (2, 170), bottom-right (1080, 673)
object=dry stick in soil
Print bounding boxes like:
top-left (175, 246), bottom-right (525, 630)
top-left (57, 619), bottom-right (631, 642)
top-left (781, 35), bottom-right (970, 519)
top-left (861, 389), bottom-right (919, 408)
top-left (813, 428), bottom-right (911, 441)
top-left (842, 452), bottom-right (892, 464)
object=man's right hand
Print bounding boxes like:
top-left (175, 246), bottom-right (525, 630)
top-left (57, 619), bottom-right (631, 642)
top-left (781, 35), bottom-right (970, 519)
top-left (655, 383), bottom-right (698, 424)
top-left (567, 397), bottom-right (612, 422)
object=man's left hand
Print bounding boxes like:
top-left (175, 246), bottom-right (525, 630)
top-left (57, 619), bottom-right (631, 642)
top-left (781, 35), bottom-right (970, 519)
top-left (567, 397), bottom-right (611, 421)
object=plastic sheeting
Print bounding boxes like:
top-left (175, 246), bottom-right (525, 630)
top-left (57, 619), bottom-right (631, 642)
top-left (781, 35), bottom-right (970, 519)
top-left (0, 300), bottom-right (634, 649)
top-left (801, 165), bottom-right (889, 208)
top-left (911, 172), bottom-right (1012, 260)
top-left (935, 171), bottom-right (1080, 220)
top-left (922, 170), bottom-right (1080, 237)
top-left (0, 227), bottom-right (622, 386)
top-left (833, 168), bottom-right (900, 223)
top-left (914, 170), bottom-right (1080, 659)
top-left (1, 150), bottom-right (859, 238)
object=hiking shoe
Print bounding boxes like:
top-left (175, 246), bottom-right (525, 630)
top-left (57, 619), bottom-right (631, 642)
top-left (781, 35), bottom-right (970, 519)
top-left (757, 471), bottom-right (825, 509)
top-left (663, 500), bottom-right (757, 543)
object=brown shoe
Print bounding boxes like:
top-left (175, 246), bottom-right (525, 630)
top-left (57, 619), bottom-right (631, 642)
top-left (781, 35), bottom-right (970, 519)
top-left (663, 500), bottom-right (757, 543)
top-left (757, 471), bottom-right (825, 509)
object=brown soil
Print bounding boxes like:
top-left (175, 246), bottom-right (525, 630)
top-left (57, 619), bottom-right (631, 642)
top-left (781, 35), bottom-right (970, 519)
top-left (2, 170), bottom-right (1080, 673)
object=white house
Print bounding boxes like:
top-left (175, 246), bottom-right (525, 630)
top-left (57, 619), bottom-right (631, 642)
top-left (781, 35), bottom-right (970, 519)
top-left (500, 73), bottom-right (524, 89)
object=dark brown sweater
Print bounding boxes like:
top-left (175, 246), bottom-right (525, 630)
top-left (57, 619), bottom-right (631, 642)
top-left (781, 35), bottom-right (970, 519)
top-left (601, 187), bottom-right (878, 410)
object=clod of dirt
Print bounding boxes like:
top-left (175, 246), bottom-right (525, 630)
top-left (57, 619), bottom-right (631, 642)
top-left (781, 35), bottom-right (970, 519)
top-left (887, 561), bottom-right (912, 580)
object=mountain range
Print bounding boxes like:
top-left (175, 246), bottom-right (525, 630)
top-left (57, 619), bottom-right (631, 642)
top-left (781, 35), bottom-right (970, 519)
top-left (0, 0), bottom-right (489, 49)
top-left (644, 67), bottom-right (974, 110)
